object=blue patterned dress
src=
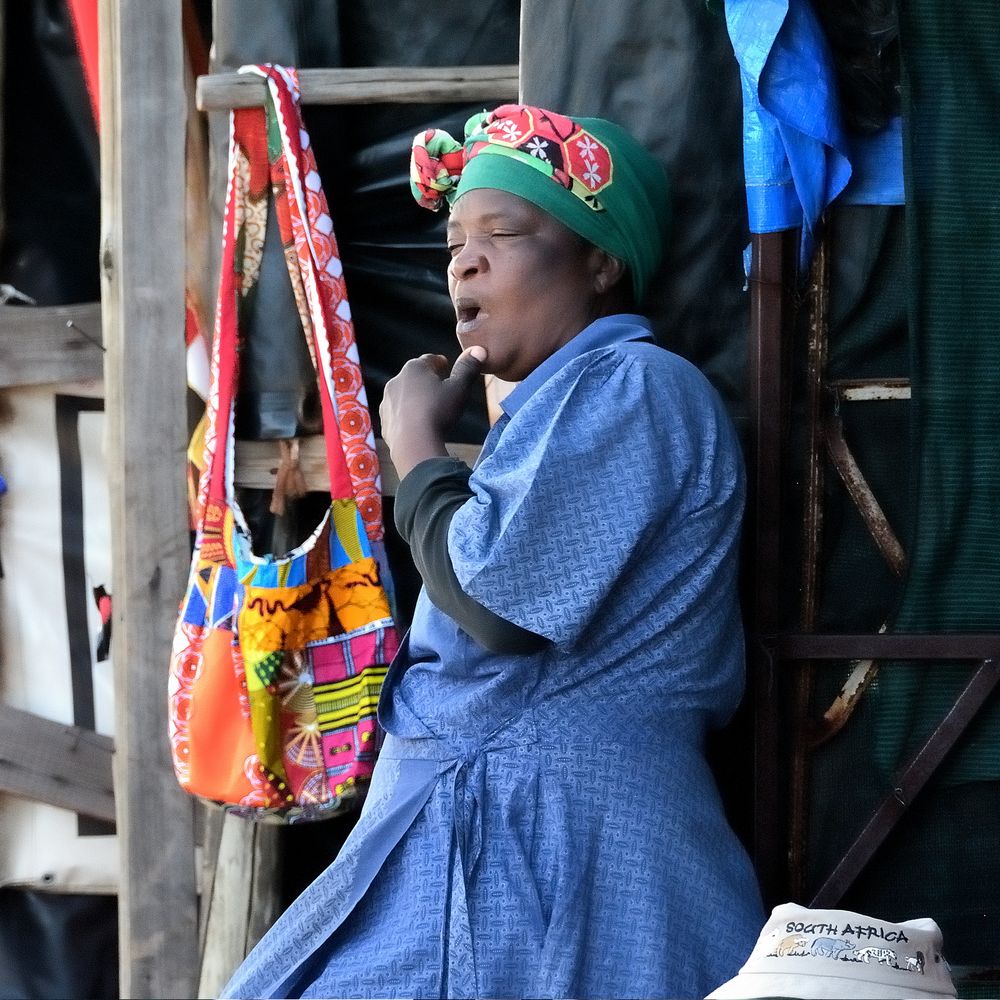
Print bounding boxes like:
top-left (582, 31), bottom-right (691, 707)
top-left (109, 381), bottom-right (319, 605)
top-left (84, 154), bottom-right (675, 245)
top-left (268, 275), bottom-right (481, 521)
top-left (222, 314), bottom-right (764, 1000)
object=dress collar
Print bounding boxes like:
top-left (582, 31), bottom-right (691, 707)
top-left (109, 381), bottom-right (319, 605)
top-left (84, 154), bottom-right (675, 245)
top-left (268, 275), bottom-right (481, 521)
top-left (500, 313), bottom-right (653, 418)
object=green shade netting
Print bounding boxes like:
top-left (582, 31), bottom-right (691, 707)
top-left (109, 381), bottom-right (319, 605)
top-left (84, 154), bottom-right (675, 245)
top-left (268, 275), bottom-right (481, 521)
top-left (874, 0), bottom-right (1000, 784)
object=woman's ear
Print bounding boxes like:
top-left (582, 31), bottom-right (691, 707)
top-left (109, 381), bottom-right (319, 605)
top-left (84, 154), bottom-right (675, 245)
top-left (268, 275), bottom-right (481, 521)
top-left (591, 249), bottom-right (627, 296)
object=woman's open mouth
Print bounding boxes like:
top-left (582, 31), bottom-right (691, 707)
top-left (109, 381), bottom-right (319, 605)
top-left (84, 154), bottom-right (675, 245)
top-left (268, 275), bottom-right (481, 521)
top-left (454, 298), bottom-right (483, 335)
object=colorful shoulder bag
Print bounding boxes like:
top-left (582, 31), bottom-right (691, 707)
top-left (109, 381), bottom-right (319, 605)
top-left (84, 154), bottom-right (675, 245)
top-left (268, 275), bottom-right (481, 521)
top-left (168, 65), bottom-right (398, 822)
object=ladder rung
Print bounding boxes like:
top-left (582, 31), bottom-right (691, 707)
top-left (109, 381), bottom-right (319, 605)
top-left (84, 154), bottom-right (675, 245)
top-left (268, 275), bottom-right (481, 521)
top-left (234, 436), bottom-right (482, 496)
top-left (197, 65), bottom-right (519, 111)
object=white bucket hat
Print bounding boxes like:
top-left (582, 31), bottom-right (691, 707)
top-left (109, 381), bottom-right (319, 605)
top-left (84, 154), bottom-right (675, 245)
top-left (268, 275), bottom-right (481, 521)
top-left (706, 903), bottom-right (956, 999)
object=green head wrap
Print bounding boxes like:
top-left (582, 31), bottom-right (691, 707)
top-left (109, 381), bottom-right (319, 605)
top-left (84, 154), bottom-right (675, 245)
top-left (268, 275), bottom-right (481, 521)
top-left (410, 104), bottom-right (671, 304)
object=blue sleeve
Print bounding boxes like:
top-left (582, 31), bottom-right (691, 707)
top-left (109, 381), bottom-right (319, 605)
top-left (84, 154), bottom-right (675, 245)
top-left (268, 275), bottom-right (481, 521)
top-left (448, 347), bottom-right (736, 647)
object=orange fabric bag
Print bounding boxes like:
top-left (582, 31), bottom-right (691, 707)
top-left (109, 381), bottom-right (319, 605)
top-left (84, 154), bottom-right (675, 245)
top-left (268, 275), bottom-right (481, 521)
top-left (168, 65), bottom-right (398, 821)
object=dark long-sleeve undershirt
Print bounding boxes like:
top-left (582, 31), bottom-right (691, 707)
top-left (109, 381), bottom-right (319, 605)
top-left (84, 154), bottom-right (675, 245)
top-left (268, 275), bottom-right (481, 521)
top-left (393, 457), bottom-right (548, 655)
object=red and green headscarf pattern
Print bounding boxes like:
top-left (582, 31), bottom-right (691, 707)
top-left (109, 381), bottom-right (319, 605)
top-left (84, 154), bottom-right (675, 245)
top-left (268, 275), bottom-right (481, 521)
top-left (410, 104), bottom-right (671, 304)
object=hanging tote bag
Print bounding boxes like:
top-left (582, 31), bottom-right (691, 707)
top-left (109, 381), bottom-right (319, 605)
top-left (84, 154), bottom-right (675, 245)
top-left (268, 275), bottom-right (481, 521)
top-left (168, 65), bottom-right (398, 822)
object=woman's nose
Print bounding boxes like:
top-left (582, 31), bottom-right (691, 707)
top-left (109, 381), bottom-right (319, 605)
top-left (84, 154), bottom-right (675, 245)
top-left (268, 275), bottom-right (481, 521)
top-left (449, 244), bottom-right (487, 281)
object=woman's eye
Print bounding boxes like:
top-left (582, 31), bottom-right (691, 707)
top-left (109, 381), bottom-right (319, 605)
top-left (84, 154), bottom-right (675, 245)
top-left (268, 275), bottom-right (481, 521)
top-left (491, 231), bottom-right (519, 239)
top-left (446, 243), bottom-right (464, 257)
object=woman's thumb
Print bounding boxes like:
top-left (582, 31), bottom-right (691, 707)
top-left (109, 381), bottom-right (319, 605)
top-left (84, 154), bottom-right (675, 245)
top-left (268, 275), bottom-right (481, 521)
top-left (448, 346), bottom-right (487, 391)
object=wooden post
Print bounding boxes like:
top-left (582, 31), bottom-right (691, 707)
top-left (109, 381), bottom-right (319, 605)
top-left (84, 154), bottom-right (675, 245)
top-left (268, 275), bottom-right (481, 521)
top-left (99, 2), bottom-right (199, 996)
top-left (197, 814), bottom-right (282, 999)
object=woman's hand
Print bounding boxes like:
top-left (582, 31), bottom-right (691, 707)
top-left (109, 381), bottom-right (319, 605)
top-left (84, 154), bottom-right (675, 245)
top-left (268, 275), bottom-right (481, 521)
top-left (380, 346), bottom-right (487, 480)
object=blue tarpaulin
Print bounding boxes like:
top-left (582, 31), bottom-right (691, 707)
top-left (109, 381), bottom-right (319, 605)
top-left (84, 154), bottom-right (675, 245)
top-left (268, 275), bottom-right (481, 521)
top-left (725, 0), bottom-right (902, 270)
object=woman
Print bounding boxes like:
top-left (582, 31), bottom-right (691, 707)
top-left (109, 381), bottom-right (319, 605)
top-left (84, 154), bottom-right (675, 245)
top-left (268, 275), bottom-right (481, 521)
top-left (223, 104), bottom-right (763, 1000)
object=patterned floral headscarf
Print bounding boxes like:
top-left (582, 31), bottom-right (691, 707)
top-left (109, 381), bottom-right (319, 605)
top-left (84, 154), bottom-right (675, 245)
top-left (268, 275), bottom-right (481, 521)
top-left (410, 104), bottom-right (671, 304)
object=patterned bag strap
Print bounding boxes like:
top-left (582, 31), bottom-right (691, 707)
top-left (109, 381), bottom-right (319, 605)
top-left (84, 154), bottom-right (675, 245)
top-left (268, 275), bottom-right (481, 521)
top-left (195, 101), bottom-right (242, 515)
top-left (197, 64), bottom-right (385, 547)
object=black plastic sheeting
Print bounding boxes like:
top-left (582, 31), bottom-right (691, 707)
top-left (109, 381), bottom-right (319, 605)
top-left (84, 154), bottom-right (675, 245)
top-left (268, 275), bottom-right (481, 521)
top-left (0, 889), bottom-right (118, 1000)
top-left (0, 1), bottom-right (100, 305)
top-left (216, 1), bottom-right (750, 445)
top-left (215, 0), bottom-right (752, 604)
top-left (212, 0), bottom-right (523, 449)
top-left (520, 0), bottom-right (749, 425)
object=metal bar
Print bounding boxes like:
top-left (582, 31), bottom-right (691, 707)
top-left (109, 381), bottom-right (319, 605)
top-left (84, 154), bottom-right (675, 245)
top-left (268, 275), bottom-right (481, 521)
top-left (747, 228), bottom-right (798, 902)
top-left (840, 386), bottom-right (911, 402)
top-left (769, 633), bottom-right (1000, 661)
top-left (828, 377), bottom-right (911, 402)
top-left (809, 658), bottom-right (880, 747)
top-left (747, 230), bottom-right (796, 631)
top-left (810, 658), bottom-right (1000, 907)
top-left (790, 229), bottom-right (830, 898)
top-left (824, 413), bottom-right (907, 577)
top-left (196, 65), bottom-right (520, 110)
top-left (797, 231), bottom-right (829, 624)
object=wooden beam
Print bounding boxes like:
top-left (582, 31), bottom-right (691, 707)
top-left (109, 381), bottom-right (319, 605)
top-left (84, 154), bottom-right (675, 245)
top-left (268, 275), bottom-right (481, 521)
top-left (197, 64), bottom-right (519, 110)
top-left (196, 816), bottom-right (282, 1000)
top-left (234, 437), bottom-right (482, 496)
top-left (99, 1), bottom-right (199, 997)
top-left (0, 302), bottom-right (103, 387)
top-left (0, 703), bottom-right (114, 822)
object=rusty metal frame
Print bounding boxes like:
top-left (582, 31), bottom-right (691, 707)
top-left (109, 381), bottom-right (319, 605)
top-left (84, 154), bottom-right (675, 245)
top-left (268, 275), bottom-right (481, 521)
top-left (746, 228), bottom-right (1000, 908)
top-left (746, 228), bottom-right (799, 901)
top-left (823, 410), bottom-right (906, 577)
top-left (807, 655), bottom-right (1000, 907)
top-left (787, 229), bottom-right (830, 899)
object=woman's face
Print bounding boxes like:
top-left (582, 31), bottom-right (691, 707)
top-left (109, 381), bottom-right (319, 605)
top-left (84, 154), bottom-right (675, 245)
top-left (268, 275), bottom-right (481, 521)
top-left (446, 188), bottom-right (604, 383)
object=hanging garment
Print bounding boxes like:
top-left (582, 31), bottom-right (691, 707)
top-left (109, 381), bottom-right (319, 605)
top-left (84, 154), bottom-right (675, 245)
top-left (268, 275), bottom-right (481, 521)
top-left (168, 64), bottom-right (398, 822)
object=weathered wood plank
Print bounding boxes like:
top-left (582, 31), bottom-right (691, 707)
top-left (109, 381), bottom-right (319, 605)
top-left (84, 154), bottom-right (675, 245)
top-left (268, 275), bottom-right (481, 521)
top-left (0, 302), bottom-right (104, 387)
top-left (197, 64), bottom-right (519, 110)
top-left (197, 803), bottom-right (226, 955)
top-left (244, 824), bottom-right (283, 957)
top-left (234, 437), bottom-right (482, 496)
top-left (99, 1), bottom-right (199, 997)
top-left (0, 703), bottom-right (114, 822)
top-left (197, 816), bottom-right (282, 1000)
